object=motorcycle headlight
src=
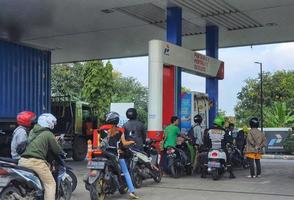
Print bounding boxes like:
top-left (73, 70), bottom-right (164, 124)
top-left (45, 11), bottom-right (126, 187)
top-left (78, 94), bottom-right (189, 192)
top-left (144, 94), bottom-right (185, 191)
top-left (12, 169), bottom-right (43, 190)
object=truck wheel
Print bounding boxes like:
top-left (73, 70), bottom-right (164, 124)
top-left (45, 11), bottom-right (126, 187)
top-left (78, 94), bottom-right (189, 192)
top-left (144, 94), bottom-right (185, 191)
top-left (72, 136), bottom-right (87, 161)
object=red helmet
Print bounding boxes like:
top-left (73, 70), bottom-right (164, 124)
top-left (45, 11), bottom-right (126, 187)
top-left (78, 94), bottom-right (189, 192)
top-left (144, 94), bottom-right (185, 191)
top-left (17, 111), bottom-right (37, 127)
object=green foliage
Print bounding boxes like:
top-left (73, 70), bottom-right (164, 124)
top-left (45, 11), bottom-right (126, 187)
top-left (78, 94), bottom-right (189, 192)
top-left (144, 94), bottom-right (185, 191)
top-left (264, 102), bottom-right (294, 127)
top-left (283, 130), bottom-right (294, 154)
top-left (235, 70), bottom-right (294, 127)
top-left (112, 71), bottom-right (148, 126)
top-left (51, 63), bottom-right (84, 99)
top-left (82, 61), bottom-right (114, 121)
top-left (51, 61), bottom-right (148, 126)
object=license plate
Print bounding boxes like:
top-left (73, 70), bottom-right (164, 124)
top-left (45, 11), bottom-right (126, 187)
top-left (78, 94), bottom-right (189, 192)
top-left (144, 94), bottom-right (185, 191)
top-left (208, 161), bottom-right (221, 168)
top-left (87, 161), bottom-right (105, 169)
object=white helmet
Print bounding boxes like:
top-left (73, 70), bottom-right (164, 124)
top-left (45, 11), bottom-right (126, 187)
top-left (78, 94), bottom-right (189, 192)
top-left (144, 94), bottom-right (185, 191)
top-left (38, 113), bottom-right (57, 129)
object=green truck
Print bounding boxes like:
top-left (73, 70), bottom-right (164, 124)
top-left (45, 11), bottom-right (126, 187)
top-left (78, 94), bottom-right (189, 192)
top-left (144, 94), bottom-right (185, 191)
top-left (51, 96), bottom-right (96, 161)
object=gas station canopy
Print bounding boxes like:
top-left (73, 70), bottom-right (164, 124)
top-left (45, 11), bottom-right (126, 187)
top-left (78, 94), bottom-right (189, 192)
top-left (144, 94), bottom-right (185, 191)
top-left (1, 0), bottom-right (294, 63)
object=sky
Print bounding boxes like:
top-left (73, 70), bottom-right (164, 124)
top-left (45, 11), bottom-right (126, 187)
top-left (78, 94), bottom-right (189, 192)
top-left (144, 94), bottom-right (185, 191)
top-left (107, 42), bottom-right (294, 116)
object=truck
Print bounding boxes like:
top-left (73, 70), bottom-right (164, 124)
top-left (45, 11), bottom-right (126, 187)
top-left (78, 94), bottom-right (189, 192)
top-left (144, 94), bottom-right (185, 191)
top-left (0, 96), bottom-right (96, 161)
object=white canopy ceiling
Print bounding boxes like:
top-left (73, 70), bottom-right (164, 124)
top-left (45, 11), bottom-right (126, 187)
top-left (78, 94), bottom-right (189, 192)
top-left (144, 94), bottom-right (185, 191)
top-left (1, 0), bottom-right (293, 63)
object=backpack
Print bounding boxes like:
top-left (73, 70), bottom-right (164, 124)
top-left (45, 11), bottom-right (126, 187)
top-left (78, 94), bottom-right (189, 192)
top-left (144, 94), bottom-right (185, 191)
top-left (16, 132), bottom-right (41, 155)
top-left (16, 140), bottom-right (29, 155)
top-left (187, 125), bottom-right (197, 145)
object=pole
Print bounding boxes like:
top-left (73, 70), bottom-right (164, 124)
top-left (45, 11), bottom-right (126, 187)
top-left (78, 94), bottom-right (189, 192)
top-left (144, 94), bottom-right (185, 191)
top-left (255, 62), bottom-right (263, 132)
top-left (260, 63), bottom-right (263, 132)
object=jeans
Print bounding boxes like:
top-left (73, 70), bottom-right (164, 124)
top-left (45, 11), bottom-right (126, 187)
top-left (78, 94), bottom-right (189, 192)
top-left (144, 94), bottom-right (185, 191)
top-left (248, 158), bottom-right (261, 177)
top-left (119, 159), bottom-right (135, 193)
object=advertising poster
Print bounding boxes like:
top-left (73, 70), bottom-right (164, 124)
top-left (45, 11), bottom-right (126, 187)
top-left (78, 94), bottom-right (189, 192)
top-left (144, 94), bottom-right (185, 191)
top-left (181, 93), bottom-right (192, 133)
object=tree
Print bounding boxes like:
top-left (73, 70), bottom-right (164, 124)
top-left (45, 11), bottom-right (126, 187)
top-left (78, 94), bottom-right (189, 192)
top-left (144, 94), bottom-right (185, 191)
top-left (112, 71), bottom-right (148, 126)
top-left (82, 61), bottom-right (114, 121)
top-left (235, 70), bottom-right (294, 127)
top-left (264, 102), bottom-right (294, 127)
top-left (51, 63), bottom-right (84, 99)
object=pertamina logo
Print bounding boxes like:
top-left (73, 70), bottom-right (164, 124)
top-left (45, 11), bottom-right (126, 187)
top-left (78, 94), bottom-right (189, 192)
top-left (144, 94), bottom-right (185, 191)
top-left (164, 45), bottom-right (170, 56)
top-left (268, 134), bottom-right (283, 146)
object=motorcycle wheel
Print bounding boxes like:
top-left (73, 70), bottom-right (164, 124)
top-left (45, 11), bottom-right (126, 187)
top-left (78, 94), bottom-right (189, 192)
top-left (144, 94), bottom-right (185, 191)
top-left (170, 163), bottom-right (180, 178)
top-left (90, 179), bottom-right (106, 200)
top-left (212, 169), bottom-right (221, 181)
top-left (57, 178), bottom-right (72, 200)
top-left (186, 165), bottom-right (192, 176)
top-left (66, 169), bottom-right (77, 192)
top-left (0, 186), bottom-right (22, 200)
top-left (153, 168), bottom-right (162, 183)
top-left (132, 167), bottom-right (143, 188)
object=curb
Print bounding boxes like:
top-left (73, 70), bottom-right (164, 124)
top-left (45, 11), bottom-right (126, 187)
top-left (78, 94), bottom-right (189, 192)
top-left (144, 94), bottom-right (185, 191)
top-left (262, 154), bottom-right (294, 160)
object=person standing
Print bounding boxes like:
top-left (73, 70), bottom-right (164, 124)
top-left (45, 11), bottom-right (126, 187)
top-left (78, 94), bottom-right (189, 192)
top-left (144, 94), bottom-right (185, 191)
top-left (245, 117), bottom-right (267, 178)
top-left (11, 111), bottom-right (36, 160)
top-left (163, 116), bottom-right (180, 149)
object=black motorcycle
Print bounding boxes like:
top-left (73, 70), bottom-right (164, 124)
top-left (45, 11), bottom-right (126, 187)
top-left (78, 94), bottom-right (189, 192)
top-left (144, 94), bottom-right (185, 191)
top-left (84, 142), bottom-right (128, 200)
top-left (227, 144), bottom-right (249, 169)
top-left (0, 156), bottom-right (74, 200)
top-left (128, 139), bottom-right (162, 188)
top-left (166, 136), bottom-right (193, 178)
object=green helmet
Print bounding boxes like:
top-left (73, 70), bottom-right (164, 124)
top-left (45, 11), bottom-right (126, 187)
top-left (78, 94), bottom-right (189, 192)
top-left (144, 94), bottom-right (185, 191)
top-left (213, 116), bottom-right (225, 127)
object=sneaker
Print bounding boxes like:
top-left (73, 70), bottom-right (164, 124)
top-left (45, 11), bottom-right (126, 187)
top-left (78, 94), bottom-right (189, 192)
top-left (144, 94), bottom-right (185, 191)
top-left (247, 175), bottom-right (255, 178)
top-left (255, 175), bottom-right (261, 178)
top-left (129, 192), bottom-right (140, 199)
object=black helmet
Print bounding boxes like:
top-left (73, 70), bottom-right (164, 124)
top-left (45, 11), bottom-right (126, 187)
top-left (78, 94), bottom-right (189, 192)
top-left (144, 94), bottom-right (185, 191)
top-left (193, 114), bottom-right (203, 124)
top-left (249, 117), bottom-right (259, 128)
top-left (105, 112), bottom-right (120, 125)
top-left (126, 108), bottom-right (137, 120)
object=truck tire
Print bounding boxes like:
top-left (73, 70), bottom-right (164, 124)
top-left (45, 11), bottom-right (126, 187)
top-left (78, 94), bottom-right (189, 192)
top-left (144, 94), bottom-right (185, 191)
top-left (72, 136), bottom-right (87, 161)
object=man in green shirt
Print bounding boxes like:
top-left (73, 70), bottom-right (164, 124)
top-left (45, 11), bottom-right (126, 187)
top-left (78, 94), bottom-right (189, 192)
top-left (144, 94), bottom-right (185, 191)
top-left (164, 116), bottom-right (180, 148)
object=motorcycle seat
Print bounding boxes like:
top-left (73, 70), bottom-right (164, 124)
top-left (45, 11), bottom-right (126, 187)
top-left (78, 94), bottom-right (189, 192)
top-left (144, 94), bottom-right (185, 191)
top-left (0, 157), bottom-right (18, 164)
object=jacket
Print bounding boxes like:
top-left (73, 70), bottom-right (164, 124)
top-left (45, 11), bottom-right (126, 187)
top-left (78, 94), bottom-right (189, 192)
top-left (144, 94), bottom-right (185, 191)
top-left (245, 128), bottom-right (267, 153)
top-left (11, 126), bottom-right (28, 159)
top-left (123, 119), bottom-right (146, 147)
top-left (21, 124), bottom-right (63, 160)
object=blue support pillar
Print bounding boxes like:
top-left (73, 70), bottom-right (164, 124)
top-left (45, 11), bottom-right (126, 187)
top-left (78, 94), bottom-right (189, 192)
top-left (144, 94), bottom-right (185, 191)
top-left (166, 6), bottom-right (182, 124)
top-left (206, 25), bottom-right (219, 128)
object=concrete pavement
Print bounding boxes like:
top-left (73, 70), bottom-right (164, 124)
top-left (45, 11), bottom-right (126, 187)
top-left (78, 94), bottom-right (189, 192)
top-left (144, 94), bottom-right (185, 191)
top-left (68, 159), bottom-right (294, 200)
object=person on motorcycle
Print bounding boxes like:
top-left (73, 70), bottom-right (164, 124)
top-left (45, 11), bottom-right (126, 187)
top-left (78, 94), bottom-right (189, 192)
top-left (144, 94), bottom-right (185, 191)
top-left (206, 116), bottom-right (236, 178)
top-left (245, 117), bottom-right (266, 178)
top-left (225, 123), bottom-right (236, 144)
top-left (11, 111), bottom-right (36, 160)
top-left (190, 114), bottom-right (203, 173)
top-left (104, 111), bottom-right (140, 199)
top-left (236, 126), bottom-right (248, 155)
top-left (18, 113), bottom-right (63, 200)
top-left (123, 108), bottom-right (146, 150)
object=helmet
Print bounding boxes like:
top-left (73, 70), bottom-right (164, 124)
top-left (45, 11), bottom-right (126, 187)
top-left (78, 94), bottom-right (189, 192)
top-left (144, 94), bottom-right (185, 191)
top-left (17, 111), bottom-right (36, 127)
top-left (193, 114), bottom-right (203, 124)
top-left (249, 117), bottom-right (259, 128)
top-left (38, 113), bottom-right (57, 129)
top-left (105, 112), bottom-right (120, 125)
top-left (242, 126), bottom-right (249, 134)
top-left (213, 116), bottom-right (225, 127)
top-left (126, 108), bottom-right (137, 120)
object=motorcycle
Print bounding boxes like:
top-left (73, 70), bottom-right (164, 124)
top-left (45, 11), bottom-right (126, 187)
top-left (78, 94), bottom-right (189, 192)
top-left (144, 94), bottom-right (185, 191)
top-left (84, 140), bottom-right (128, 200)
top-left (166, 135), bottom-right (193, 178)
top-left (128, 139), bottom-right (162, 188)
top-left (227, 144), bottom-right (249, 169)
top-left (0, 156), bottom-right (73, 200)
top-left (206, 148), bottom-right (227, 180)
